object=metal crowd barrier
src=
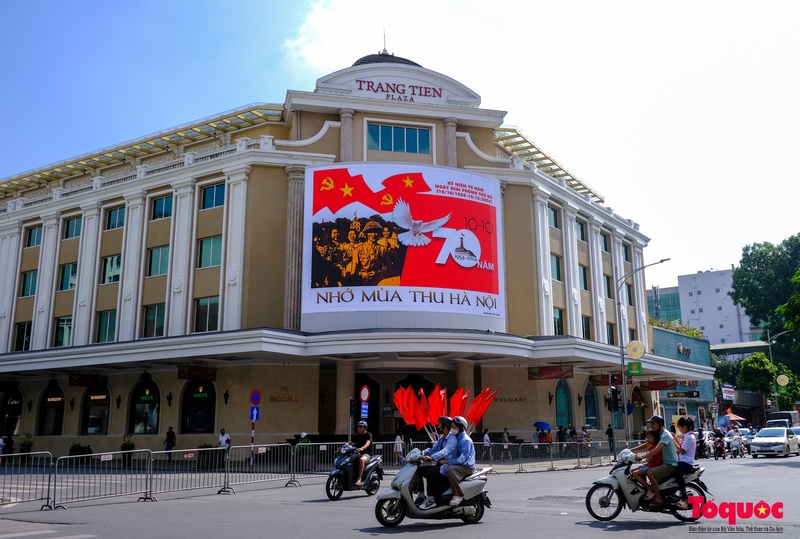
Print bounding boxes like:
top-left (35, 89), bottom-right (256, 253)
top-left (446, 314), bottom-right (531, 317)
top-left (225, 444), bottom-right (293, 490)
top-left (0, 451), bottom-right (54, 510)
top-left (49, 449), bottom-right (152, 509)
top-left (149, 446), bottom-right (230, 498)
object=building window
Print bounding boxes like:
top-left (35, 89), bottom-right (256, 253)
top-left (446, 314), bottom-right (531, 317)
top-left (26, 226), bottom-right (42, 247)
top-left (151, 195), bottom-right (173, 220)
top-left (64, 216), bottom-right (82, 239)
top-left (367, 123), bottom-right (431, 154)
top-left (101, 255), bottom-right (121, 284)
top-left (603, 275), bottom-right (613, 299)
top-left (81, 385), bottom-right (110, 436)
top-left (54, 316), bottom-right (73, 347)
top-left (721, 338), bottom-right (726, 343)
top-left (142, 304), bottom-right (166, 338)
top-left (688, 292), bottom-right (693, 297)
top-left (715, 288), bottom-right (720, 293)
top-left (700, 325), bottom-right (705, 331)
top-left (601, 233), bottom-right (610, 252)
top-left (105, 206), bottom-right (125, 230)
top-left (699, 308), bottom-right (704, 313)
top-left (550, 254), bottom-right (562, 281)
top-left (15, 321), bottom-right (32, 351)
top-left (547, 206), bottom-right (560, 229)
top-left (201, 183), bottom-right (225, 209)
top-left (584, 385), bottom-right (598, 429)
top-left (579, 265), bottom-right (590, 291)
top-left (697, 290), bottom-right (702, 295)
top-left (37, 382), bottom-right (65, 436)
top-left (58, 263), bottom-right (78, 291)
top-left (717, 306), bottom-right (722, 311)
top-left (629, 328), bottom-right (636, 342)
top-left (719, 324), bottom-right (724, 329)
top-left (129, 378), bottom-right (160, 434)
top-left (622, 244), bottom-right (630, 262)
top-left (575, 220), bottom-right (586, 242)
top-left (625, 283), bottom-right (634, 306)
top-left (198, 236), bottom-right (223, 268)
top-left (691, 309), bottom-right (695, 314)
top-left (20, 270), bottom-right (38, 297)
top-left (148, 246), bottom-right (170, 276)
top-left (582, 316), bottom-right (592, 340)
top-left (96, 310), bottom-right (116, 343)
top-left (195, 296), bottom-right (219, 333)
top-left (607, 323), bottom-right (616, 345)
top-left (553, 308), bottom-right (565, 335)
top-left (180, 380), bottom-right (216, 434)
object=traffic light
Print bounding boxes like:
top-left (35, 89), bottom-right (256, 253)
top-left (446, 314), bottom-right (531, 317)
top-left (609, 387), bottom-right (621, 411)
top-left (349, 397), bottom-right (357, 417)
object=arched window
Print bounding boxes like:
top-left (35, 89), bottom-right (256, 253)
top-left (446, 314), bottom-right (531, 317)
top-left (37, 381), bottom-right (65, 436)
top-left (554, 380), bottom-right (572, 430)
top-left (180, 381), bottom-right (216, 434)
top-left (584, 385), bottom-right (598, 429)
top-left (1, 387), bottom-right (23, 437)
top-left (80, 385), bottom-right (110, 435)
top-left (128, 377), bottom-right (160, 434)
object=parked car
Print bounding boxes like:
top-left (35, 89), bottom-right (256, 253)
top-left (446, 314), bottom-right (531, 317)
top-left (749, 427), bottom-right (800, 458)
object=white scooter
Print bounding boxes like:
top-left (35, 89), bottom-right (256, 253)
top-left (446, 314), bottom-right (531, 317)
top-left (585, 449), bottom-right (712, 522)
top-left (374, 448), bottom-right (492, 527)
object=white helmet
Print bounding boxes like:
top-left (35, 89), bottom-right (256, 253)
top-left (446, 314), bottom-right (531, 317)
top-left (453, 416), bottom-right (469, 432)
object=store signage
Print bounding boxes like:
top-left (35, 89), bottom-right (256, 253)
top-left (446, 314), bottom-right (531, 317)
top-left (528, 365), bottom-right (574, 380)
top-left (354, 79), bottom-right (444, 102)
top-left (667, 391), bottom-right (700, 398)
top-left (722, 384), bottom-right (735, 401)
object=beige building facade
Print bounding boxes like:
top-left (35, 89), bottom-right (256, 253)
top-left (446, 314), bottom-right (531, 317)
top-left (0, 52), bottom-right (713, 455)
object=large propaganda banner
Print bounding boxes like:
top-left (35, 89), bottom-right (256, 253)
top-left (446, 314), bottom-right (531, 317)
top-left (301, 164), bottom-right (504, 321)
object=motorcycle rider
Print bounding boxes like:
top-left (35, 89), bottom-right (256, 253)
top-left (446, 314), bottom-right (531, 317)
top-left (673, 416), bottom-right (696, 510)
top-left (351, 420), bottom-right (373, 486)
top-left (632, 414), bottom-right (677, 507)
top-left (445, 416), bottom-right (476, 506)
top-left (417, 416), bottom-right (458, 509)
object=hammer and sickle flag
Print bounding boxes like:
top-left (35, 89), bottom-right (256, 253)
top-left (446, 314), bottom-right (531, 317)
top-left (313, 169), bottom-right (433, 215)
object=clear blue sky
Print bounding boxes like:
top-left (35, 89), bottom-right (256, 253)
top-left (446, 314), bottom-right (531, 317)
top-left (2, 1), bottom-right (799, 288)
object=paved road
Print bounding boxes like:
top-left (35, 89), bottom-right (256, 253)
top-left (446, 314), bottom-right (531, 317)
top-left (0, 455), bottom-right (796, 538)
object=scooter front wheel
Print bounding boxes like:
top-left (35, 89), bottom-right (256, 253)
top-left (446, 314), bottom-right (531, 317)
top-left (325, 475), bottom-right (344, 501)
top-left (375, 498), bottom-right (406, 527)
top-left (585, 484), bottom-right (623, 521)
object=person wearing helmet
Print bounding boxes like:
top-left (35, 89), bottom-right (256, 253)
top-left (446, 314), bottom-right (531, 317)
top-left (350, 420), bottom-right (373, 486)
top-left (417, 416), bottom-right (457, 509)
top-left (444, 416), bottom-right (476, 506)
top-left (631, 414), bottom-right (678, 507)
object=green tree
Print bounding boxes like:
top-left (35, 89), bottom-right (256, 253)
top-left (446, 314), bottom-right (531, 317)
top-left (712, 354), bottom-right (739, 386)
top-left (736, 352), bottom-right (777, 395)
top-left (776, 268), bottom-right (800, 344)
top-left (775, 363), bottom-right (800, 411)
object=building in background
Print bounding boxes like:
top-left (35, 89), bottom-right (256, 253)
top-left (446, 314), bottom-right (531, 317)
top-left (0, 51), bottom-right (713, 455)
top-left (647, 285), bottom-right (681, 323)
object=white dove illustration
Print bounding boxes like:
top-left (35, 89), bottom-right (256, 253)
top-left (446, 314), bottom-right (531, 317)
top-left (393, 199), bottom-right (451, 247)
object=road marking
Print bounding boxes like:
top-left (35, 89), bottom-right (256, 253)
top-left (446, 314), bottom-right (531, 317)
top-left (0, 532), bottom-right (58, 539)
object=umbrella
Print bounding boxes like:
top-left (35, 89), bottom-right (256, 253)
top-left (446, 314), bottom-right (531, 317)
top-left (533, 421), bottom-right (552, 431)
top-left (725, 413), bottom-right (746, 421)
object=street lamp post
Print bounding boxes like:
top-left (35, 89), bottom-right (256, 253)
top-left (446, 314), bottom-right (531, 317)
top-left (616, 258), bottom-right (670, 442)
top-left (766, 329), bottom-right (792, 412)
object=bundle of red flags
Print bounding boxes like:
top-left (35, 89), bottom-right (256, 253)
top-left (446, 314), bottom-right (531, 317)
top-left (393, 384), bottom-right (498, 442)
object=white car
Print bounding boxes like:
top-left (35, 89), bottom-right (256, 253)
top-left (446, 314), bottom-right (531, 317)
top-left (749, 427), bottom-right (800, 458)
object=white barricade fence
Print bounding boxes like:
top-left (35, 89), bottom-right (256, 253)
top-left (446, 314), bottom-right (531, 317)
top-left (291, 442), bottom-right (343, 480)
top-left (50, 449), bottom-right (152, 509)
top-left (517, 443), bottom-right (554, 472)
top-left (0, 451), bottom-right (53, 509)
top-left (578, 440), bottom-right (614, 467)
top-left (225, 444), bottom-right (293, 489)
top-left (149, 446), bottom-right (229, 498)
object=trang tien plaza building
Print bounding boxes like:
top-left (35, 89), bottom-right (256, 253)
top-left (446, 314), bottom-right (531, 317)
top-left (0, 51), bottom-right (713, 454)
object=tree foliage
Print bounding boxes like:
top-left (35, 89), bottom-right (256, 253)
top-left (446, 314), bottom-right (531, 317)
top-left (775, 363), bottom-right (800, 411)
top-left (736, 352), bottom-right (777, 395)
top-left (712, 354), bottom-right (739, 386)
top-left (776, 268), bottom-right (800, 345)
top-left (649, 317), bottom-right (704, 339)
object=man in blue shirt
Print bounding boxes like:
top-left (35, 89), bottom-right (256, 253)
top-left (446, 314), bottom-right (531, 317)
top-left (445, 416), bottom-right (476, 506)
top-left (633, 414), bottom-right (677, 507)
top-left (418, 416), bottom-right (457, 509)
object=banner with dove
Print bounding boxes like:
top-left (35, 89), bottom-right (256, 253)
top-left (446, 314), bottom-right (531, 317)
top-left (301, 164), bottom-right (504, 320)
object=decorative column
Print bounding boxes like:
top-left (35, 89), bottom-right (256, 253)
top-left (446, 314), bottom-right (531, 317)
top-left (0, 222), bottom-right (22, 352)
top-left (444, 117), bottom-right (458, 168)
top-left (222, 165), bottom-right (250, 330)
top-left (336, 361), bottom-right (356, 434)
top-left (339, 108), bottom-right (355, 162)
top-left (631, 242), bottom-right (649, 349)
top-left (115, 191), bottom-right (146, 342)
top-left (532, 187), bottom-right (552, 335)
top-left (284, 165), bottom-right (305, 330)
top-left (30, 212), bottom-right (61, 349)
top-left (611, 230), bottom-right (627, 343)
top-left (71, 203), bottom-right (102, 345)
top-left (588, 218), bottom-right (607, 342)
top-left (167, 178), bottom-right (196, 336)
top-left (562, 205), bottom-right (581, 336)
top-left (455, 361), bottom-right (475, 397)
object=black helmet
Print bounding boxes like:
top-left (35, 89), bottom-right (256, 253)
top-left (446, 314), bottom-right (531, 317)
top-left (646, 415), bottom-right (665, 427)
top-left (438, 416), bottom-right (453, 428)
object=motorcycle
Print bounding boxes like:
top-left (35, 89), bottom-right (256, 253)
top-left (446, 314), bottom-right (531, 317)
top-left (374, 448), bottom-right (492, 527)
top-left (713, 437), bottom-right (727, 460)
top-left (325, 444), bottom-right (383, 500)
top-left (585, 449), bottom-right (712, 522)
top-left (729, 436), bottom-right (743, 458)
top-left (696, 438), bottom-right (711, 459)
